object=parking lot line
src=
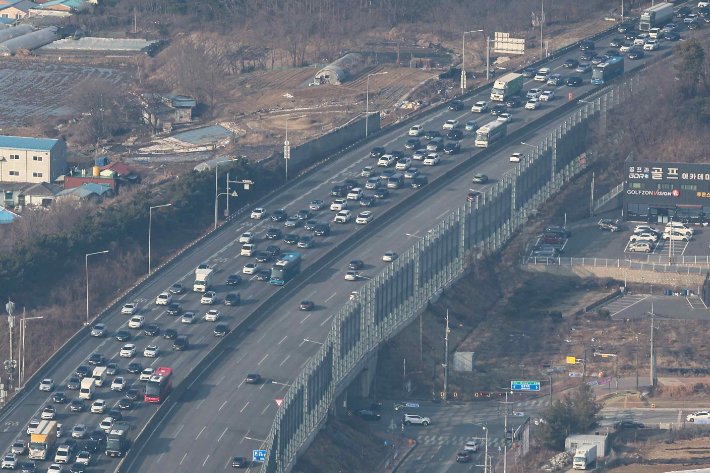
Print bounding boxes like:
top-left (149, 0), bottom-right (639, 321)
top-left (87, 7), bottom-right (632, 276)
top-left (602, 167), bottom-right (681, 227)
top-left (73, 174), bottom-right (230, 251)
top-left (607, 294), bottom-right (650, 317)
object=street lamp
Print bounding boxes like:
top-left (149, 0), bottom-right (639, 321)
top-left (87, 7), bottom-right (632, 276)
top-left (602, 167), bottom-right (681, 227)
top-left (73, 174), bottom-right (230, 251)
top-left (85, 250), bottom-right (109, 326)
top-left (366, 71), bottom-right (388, 137)
top-left (284, 116), bottom-right (291, 182)
top-left (472, 423), bottom-right (490, 473)
top-left (148, 203), bottom-right (171, 274)
top-left (213, 158), bottom-right (253, 230)
top-left (461, 29), bottom-right (483, 94)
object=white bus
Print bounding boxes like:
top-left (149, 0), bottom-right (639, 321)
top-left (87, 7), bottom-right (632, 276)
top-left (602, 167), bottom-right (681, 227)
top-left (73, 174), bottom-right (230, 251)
top-left (474, 120), bottom-right (508, 148)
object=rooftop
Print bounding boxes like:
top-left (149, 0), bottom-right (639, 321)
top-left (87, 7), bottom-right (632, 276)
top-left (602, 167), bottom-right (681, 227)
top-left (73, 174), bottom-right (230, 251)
top-left (0, 135), bottom-right (58, 152)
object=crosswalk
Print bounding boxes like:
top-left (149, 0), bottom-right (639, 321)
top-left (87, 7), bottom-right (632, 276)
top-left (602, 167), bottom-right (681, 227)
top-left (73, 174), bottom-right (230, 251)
top-left (416, 433), bottom-right (507, 451)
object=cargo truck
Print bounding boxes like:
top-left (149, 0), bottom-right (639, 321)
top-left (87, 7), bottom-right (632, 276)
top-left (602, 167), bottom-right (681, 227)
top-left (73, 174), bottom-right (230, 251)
top-left (92, 366), bottom-right (107, 387)
top-left (639, 2), bottom-right (674, 31)
top-left (193, 268), bottom-right (214, 292)
top-left (29, 420), bottom-right (57, 460)
top-left (572, 445), bottom-right (597, 470)
top-left (79, 378), bottom-right (94, 400)
top-left (490, 73), bottom-right (524, 101)
top-left (105, 422), bottom-right (130, 457)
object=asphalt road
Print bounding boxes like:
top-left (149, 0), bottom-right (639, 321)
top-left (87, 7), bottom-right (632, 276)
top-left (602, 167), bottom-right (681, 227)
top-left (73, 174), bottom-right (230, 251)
top-left (0, 24), bottom-right (678, 473)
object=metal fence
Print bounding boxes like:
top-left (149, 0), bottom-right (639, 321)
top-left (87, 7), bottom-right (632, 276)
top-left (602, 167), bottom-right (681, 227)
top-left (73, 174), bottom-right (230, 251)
top-left (260, 78), bottom-right (642, 473)
top-left (526, 256), bottom-right (709, 274)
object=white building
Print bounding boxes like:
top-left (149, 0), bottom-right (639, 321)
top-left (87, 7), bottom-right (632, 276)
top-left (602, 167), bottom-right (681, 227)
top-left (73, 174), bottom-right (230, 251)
top-left (0, 135), bottom-right (67, 184)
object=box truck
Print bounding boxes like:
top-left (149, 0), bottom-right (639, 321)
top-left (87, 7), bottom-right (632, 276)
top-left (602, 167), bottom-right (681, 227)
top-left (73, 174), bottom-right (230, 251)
top-left (79, 378), bottom-right (95, 400)
top-left (573, 445), bottom-right (597, 470)
top-left (193, 268), bottom-right (214, 292)
top-left (29, 420), bottom-right (57, 460)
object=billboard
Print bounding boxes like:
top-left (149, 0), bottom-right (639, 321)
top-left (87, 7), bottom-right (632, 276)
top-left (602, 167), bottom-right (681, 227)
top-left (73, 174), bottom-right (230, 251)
top-left (494, 32), bottom-right (525, 55)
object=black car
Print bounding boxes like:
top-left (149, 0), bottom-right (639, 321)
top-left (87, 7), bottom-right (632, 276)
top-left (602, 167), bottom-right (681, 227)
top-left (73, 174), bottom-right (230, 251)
top-left (106, 363), bottom-right (118, 376)
top-left (69, 463), bottom-right (86, 473)
top-left (566, 76), bottom-right (583, 87)
top-left (404, 138), bottom-right (420, 149)
top-left (544, 225), bottom-right (571, 238)
top-left (52, 391), bottom-right (67, 404)
top-left (303, 220), bottom-right (319, 231)
top-left (226, 274), bottom-right (242, 286)
top-left (490, 104), bottom-right (506, 116)
top-left (88, 352), bottom-right (104, 366)
top-left (379, 168), bottom-right (396, 180)
top-left (624, 32), bottom-right (637, 41)
top-left (117, 398), bottom-right (133, 410)
top-left (143, 324), bottom-right (160, 336)
top-left (298, 235), bottom-right (313, 249)
top-left (448, 99), bottom-right (464, 111)
top-left (563, 58), bottom-right (579, 68)
top-left (357, 409), bottom-right (381, 421)
top-left (163, 328), bottom-right (178, 340)
top-left (173, 336), bottom-right (189, 351)
top-left (89, 429), bottom-right (106, 444)
top-left (627, 48), bottom-right (644, 60)
top-left (369, 146), bottom-right (385, 159)
top-left (296, 209), bottom-right (310, 220)
top-left (245, 373), bottom-right (262, 384)
top-left (127, 362), bottom-right (142, 374)
top-left (411, 175), bottom-right (428, 188)
top-left (256, 270), bottom-right (271, 281)
top-left (107, 408), bottom-right (123, 421)
top-left (284, 215), bottom-right (301, 228)
top-left (330, 184), bottom-right (346, 197)
top-left (615, 419), bottom-right (645, 429)
top-left (579, 39), bottom-right (595, 50)
top-left (166, 302), bottom-right (181, 316)
top-left (373, 188), bottom-right (390, 199)
top-left (313, 224), bottom-right (331, 236)
top-left (66, 377), bottom-right (80, 390)
top-left (255, 251), bottom-right (271, 263)
top-left (609, 37), bottom-right (623, 47)
top-left (580, 50), bottom-right (596, 61)
top-left (115, 330), bottom-right (131, 342)
top-left (604, 49), bottom-right (619, 57)
top-left (505, 96), bottom-right (522, 108)
top-left (687, 21), bottom-right (699, 30)
top-left (17, 461), bottom-right (36, 473)
top-left (169, 283), bottom-right (185, 294)
top-left (283, 233), bottom-right (299, 245)
top-left (423, 130), bottom-right (441, 140)
top-left (265, 245), bottom-right (281, 258)
top-left (299, 300), bottom-right (315, 311)
top-left (232, 456), bottom-right (249, 468)
top-left (271, 209), bottom-right (288, 221)
top-left (359, 196), bottom-right (375, 207)
top-left (521, 67), bottom-right (536, 78)
top-left (81, 439), bottom-right (100, 453)
top-left (265, 227), bottom-right (282, 240)
top-left (663, 31), bottom-right (680, 41)
top-left (456, 451), bottom-right (472, 463)
top-left (443, 142), bottom-right (460, 155)
top-left (69, 399), bottom-right (84, 412)
top-left (214, 323), bottom-right (230, 337)
top-left (676, 6), bottom-right (691, 17)
top-left (75, 365), bottom-right (91, 379)
top-left (348, 260), bottom-right (364, 270)
top-left (125, 388), bottom-right (141, 401)
top-left (343, 179), bottom-right (359, 190)
top-left (446, 129), bottom-right (463, 141)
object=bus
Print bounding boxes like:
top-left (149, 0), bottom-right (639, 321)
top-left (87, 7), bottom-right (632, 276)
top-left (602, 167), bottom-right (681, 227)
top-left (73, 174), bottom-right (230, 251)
top-left (591, 56), bottom-right (624, 85)
top-left (144, 366), bottom-right (172, 403)
top-left (474, 120), bottom-right (507, 148)
top-left (269, 251), bottom-right (301, 286)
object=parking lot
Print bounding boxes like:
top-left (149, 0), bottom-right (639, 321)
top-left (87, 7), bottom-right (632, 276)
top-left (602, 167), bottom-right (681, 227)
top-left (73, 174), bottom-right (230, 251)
top-left (599, 292), bottom-right (709, 320)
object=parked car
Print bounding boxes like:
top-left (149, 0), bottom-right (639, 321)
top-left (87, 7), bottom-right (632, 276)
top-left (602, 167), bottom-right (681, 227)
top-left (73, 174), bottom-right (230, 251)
top-left (598, 219), bottom-right (620, 232)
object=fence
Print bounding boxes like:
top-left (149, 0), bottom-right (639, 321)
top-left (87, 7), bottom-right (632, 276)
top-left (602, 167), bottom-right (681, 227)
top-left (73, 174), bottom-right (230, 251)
top-left (260, 77), bottom-right (643, 473)
top-left (593, 182), bottom-right (624, 214)
top-left (525, 256), bottom-right (709, 275)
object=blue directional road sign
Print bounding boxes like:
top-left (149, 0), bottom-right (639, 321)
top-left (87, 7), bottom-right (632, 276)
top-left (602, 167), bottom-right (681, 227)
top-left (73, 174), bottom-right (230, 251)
top-left (253, 449), bottom-right (267, 463)
top-left (510, 380), bottom-right (541, 392)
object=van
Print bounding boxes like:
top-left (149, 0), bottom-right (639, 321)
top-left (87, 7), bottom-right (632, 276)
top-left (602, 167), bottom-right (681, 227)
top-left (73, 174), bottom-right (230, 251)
top-left (387, 173), bottom-right (405, 189)
top-left (240, 244), bottom-right (255, 256)
top-left (649, 28), bottom-right (660, 39)
top-left (534, 67), bottom-right (551, 81)
top-left (79, 378), bottom-right (94, 400)
top-left (664, 221), bottom-right (693, 236)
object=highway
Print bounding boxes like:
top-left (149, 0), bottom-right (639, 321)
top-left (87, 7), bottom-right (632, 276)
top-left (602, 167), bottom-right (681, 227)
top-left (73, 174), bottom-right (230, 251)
top-left (0, 23), bottom-right (677, 473)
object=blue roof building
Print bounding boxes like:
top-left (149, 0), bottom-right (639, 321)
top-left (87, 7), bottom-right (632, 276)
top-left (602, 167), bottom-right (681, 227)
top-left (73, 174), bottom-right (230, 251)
top-left (0, 134), bottom-right (67, 184)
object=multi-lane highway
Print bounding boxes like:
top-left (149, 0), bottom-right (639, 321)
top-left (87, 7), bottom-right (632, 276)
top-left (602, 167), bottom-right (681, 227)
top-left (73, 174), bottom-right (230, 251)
top-left (0, 21), bottom-right (681, 473)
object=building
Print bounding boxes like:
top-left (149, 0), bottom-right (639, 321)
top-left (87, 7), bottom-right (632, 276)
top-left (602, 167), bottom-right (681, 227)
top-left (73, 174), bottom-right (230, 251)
top-left (21, 182), bottom-right (61, 206)
top-left (314, 53), bottom-right (366, 85)
top-left (565, 433), bottom-right (609, 458)
top-left (28, 0), bottom-right (91, 16)
top-left (141, 93), bottom-right (197, 132)
top-left (0, 0), bottom-right (34, 20)
top-left (0, 135), bottom-right (67, 184)
top-left (624, 161), bottom-right (710, 224)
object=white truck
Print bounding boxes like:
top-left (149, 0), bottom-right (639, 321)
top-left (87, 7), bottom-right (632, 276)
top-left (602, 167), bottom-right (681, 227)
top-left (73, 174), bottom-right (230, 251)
top-left (193, 268), bottom-right (214, 292)
top-left (92, 366), bottom-right (107, 387)
top-left (490, 72), bottom-right (524, 101)
top-left (79, 378), bottom-right (95, 400)
top-left (572, 445), bottom-right (597, 470)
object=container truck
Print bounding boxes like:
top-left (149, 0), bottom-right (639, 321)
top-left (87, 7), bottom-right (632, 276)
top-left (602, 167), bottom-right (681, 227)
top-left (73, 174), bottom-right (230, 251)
top-left (79, 378), bottom-right (94, 400)
top-left (193, 268), bottom-right (214, 292)
top-left (105, 422), bottom-right (130, 457)
top-left (29, 420), bottom-right (57, 460)
top-left (639, 2), bottom-right (674, 31)
top-left (572, 445), bottom-right (597, 470)
top-left (490, 73), bottom-right (524, 101)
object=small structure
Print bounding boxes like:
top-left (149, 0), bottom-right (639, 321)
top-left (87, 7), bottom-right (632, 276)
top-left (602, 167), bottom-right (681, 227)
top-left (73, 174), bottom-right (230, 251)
top-left (21, 182), bottom-right (61, 206)
top-left (314, 53), bottom-right (366, 85)
top-left (0, 26), bottom-right (59, 55)
top-left (28, 0), bottom-right (91, 16)
top-left (0, 0), bottom-right (34, 20)
top-left (0, 206), bottom-right (19, 224)
top-left (141, 93), bottom-right (197, 132)
top-left (63, 166), bottom-right (118, 193)
top-left (57, 182), bottom-right (113, 202)
top-left (0, 134), bottom-right (67, 184)
top-left (38, 36), bottom-right (159, 55)
top-left (565, 433), bottom-right (609, 458)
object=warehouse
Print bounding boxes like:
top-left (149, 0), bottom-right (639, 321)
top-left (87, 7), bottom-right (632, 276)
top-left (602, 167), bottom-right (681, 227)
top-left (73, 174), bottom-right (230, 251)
top-left (624, 161), bottom-right (710, 224)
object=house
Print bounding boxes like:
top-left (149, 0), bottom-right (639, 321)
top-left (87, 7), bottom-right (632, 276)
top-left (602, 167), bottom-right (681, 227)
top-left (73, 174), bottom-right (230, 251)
top-left (64, 166), bottom-right (118, 192)
top-left (99, 161), bottom-right (139, 183)
top-left (20, 182), bottom-right (61, 207)
top-left (57, 182), bottom-right (113, 202)
top-left (0, 206), bottom-right (19, 224)
top-left (0, 135), bottom-right (67, 184)
top-left (565, 433), bottom-right (609, 458)
top-left (29, 0), bottom-right (91, 16)
top-left (0, 0), bottom-right (34, 20)
top-left (141, 93), bottom-right (197, 132)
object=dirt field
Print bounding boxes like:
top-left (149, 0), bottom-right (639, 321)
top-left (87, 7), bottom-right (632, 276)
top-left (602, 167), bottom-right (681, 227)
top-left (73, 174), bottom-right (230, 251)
top-left (607, 436), bottom-right (710, 473)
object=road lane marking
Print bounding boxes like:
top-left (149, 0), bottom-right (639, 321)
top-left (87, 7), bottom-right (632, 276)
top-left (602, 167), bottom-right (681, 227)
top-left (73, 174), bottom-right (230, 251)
top-left (196, 425), bottom-right (206, 440)
top-left (324, 292), bottom-right (337, 303)
top-left (196, 398), bottom-right (206, 410)
top-left (258, 353), bottom-right (269, 365)
top-left (218, 427), bottom-right (229, 442)
top-left (240, 402), bottom-right (250, 413)
top-left (180, 452), bottom-right (188, 465)
top-left (219, 400), bottom-right (228, 412)
top-left (320, 315), bottom-right (333, 326)
top-left (261, 404), bottom-right (271, 415)
top-left (203, 455), bottom-right (210, 467)
top-left (241, 430), bottom-right (250, 444)
top-left (173, 424), bottom-right (184, 438)
top-left (298, 339), bottom-right (306, 347)
top-left (280, 354), bottom-right (290, 366)
top-left (278, 335), bottom-right (288, 345)
top-left (256, 331), bottom-right (268, 343)
top-left (299, 314), bottom-right (311, 324)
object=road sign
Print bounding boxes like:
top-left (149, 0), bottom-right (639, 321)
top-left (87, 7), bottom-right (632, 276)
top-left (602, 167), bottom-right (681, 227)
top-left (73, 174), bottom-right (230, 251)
top-left (565, 356), bottom-right (577, 364)
top-left (405, 402), bottom-right (419, 408)
top-left (275, 398), bottom-right (284, 407)
top-left (510, 380), bottom-right (540, 392)
top-left (513, 411), bottom-right (525, 417)
top-left (253, 449), bottom-right (267, 463)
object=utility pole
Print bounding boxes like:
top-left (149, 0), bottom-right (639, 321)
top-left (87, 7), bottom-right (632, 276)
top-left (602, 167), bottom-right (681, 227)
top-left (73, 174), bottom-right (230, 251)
top-left (590, 172), bottom-right (595, 217)
top-left (503, 391), bottom-right (509, 473)
top-left (650, 309), bottom-right (656, 388)
top-left (5, 300), bottom-right (15, 389)
top-left (443, 310), bottom-right (450, 401)
top-left (540, 0), bottom-right (544, 59)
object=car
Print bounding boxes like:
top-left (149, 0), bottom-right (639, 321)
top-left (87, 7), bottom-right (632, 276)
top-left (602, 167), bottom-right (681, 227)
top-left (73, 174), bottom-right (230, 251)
top-left (245, 374), bottom-right (262, 384)
top-left (497, 112), bottom-right (512, 123)
top-left (377, 154), bottom-right (396, 167)
top-left (412, 148), bottom-right (427, 160)
top-left (242, 263), bottom-right (258, 274)
top-left (663, 31), bottom-right (680, 41)
top-left (66, 377), bottom-right (80, 390)
top-left (26, 420), bottom-right (40, 435)
top-left (456, 451), bottom-right (472, 463)
top-left (382, 251), bottom-right (398, 262)
top-left (172, 335), bottom-right (189, 351)
top-left (75, 451), bottom-right (90, 466)
top-left (299, 300), bottom-right (315, 311)
top-left (255, 269), bottom-right (272, 281)
top-left (47, 464), bottom-right (62, 473)
top-left (464, 120), bottom-right (479, 131)
top-left (448, 99), bottom-right (464, 111)
top-left (250, 208), bottom-right (266, 220)
top-left (579, 39), bottom-right (595, 50)
top-left (370, 146), bottom-right (385, 158)
top-left (526, 88), bottom-right (542, 99)
top-left (627, 48), bottom-right (645, 60)
top-left (426, 138), bottom-right (443, 151)
top-left (423, 130), bottom-right (441, 140)
top-left (71, 424), bottom-right (87, 440)
top-left (591, 54), bottom-right (609, 65)
top-left (598, 219), bottom-right (619, 232)
top-left (334, 210), bottom-right (352, 223)
top-left (628, 241), bottom-right (653, 253)
top-left (1, 455), bottom-right (17, 470)
top-left (687, 411), bottom-right (710, 422)
top-left (155, 292), bottom-right (171, 306)
top-left (181, 311), bottom-right (197, 324)
top-left (403, 414), bottom-right (431, 426)
top-left (471, 101), bottom-right (488, 113)
top-left (443, 141), bottom-right (460, 154)
top-left (90, 324), bottom-right (106, 337)
top-left (373, 188), bottom-right (390, 199)
top-left (11, 440), bottom-right (26, 456)
top-left (619, 43), bottom-right (633, 53)
top-left (238, 231), bottom-right (254, 244)
top-left (143, 323), bottom-right (160, 336)
top-left (41, 405), bottom-right (56, 420)
top-left (303, 220), bottom-right (319, 231)
top-left (404, 138), bottom-right (420, 150)
top-left (91, 399), bottom-right (107, 414)
top-left (629, 232), bottom-right (658, 243)
top-left (663, 231), bottom-right (690, 242)
top-left (271, 209), bottom-right (287, 221)
top-left (52, 391), bottom-right (67, 404)
top-left (119, 344), bottom-right (136, 358)
top-left (546, 74), bottom-right (563, 86)
top-left (347, 187), bottom-right (364, 200)
top-left (395, 158), bottom-right (411, 171)
top-left (509, 152), bottom-right (523, 163)
top-left (534, 67), bottom-right (550, 81)
top-left (525, 98), bottom-right (541, 110)
top-left (411, 175), bottom-right (428, 188)
top-left (566, 76), bottom-right (583, 86)
top-left (604, 49), bottom-right (619, 57)
top-left (521, 67), bottom-right (536, 78)
top-left (296, 209), bottom-right (311, 221)
top-left (307, 200), bottom-right (326, 213)
top-left (120, 303), bottom-right (137, 315)
top-left (168, 283), bottom-right (185, 294)
top-left (200, 291), bottom-right (217, 305)
top-left (330, 198), bottom-right (348, 211)
top-left (404, 167), bottom-right (420, 179)
top-left (356, 409), bottom-right (381, 421)
top-left (283, 233), bottom-right (299, 245)
top-left (162, 302), bottom-right (181, 316)
top-left (408, 124), bottom-right (424, 137)
top-left (75, 365), bottom-right (91, 379)
top-left (360, 165), bottom-right (375, 178)
top-left (128, 315), bottom-right (144, 329)
top-left (98, 417), bottom-right (114, 433)
top-left (685, 13), bottom-right (699, 24)
top-left (344, 271), bottom-right (360, 281)
top-left (609, 37), bottom-right (624, 47)
top-left (541, 233), bottom-right (564, 245)
top-left (365, 176), bottom-right (381, 190)
top-left (117, 398), bottom-right (133, 410)
top-left (505, 95), bottom-right (523, 108)
top-left (472, 173), bottom-right (488, 184)
top-left (643, 39), bottom-right (658, 51)
top-left (359, 195), bottom-right (375, 207)
top-left (232, 456), bottom-right (249, 468)
top-left (313, 224), bottom-right (331, 236)
top-left (284, 215), bottom-right (300, 228)
top-left (205, 309), bottom-right (221, 322)
top-left (575, 62), bottom-right (592, 73)
top-left (226, 274), bottom-right (242, 286)
top-left (539, 90), bottom-right (554, 102)
top-left (143, 344), bottom-right (160, 357)
top-left (115, 330), bottom-right (131, 342)
top-left (490, 104), bottom-right (506, 116)
top-left (633, 225), bottom-right (659, 235)
top-left (615, 419), bottom-right (645, 429)
top-left (124, 388), bottom-right (141, 402)
top-left (213, 323), bottom-right (230, 337)
top-left (580, 50), bottom-right (596, 61)
top-left (127, 362), bottom-right (143, 374)
top-left (466, 189), bottom-right (481, 202)
top-left (464, 440), bottom-right (480, 452)
top-left (39, 378), bottom-right (54, 392)
top-left (69, 400), bottom-right (84, 413)
top-left (162, 328), bottom-right (178, 340)
top-left (139, 368), bottom-right (155, 382)
top-left (224, 293), bottom-right (241, 306)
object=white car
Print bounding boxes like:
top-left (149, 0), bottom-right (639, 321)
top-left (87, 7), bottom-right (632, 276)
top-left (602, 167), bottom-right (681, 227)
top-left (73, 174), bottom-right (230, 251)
top-left (155, 292), bottom-right (171, 306)
top-left (534, 67), bottom-right (550, 81)
top-left (464, 440), bottom-right (480, 452)
top-left (471, 101), bottom-right (488, 112)
top-left (510, 152), bottom-right (523, 163)
top-left (442, 119), bottom-right (459, 130)
top-left (525, 98), bottom-right (541, 110)
top-left (377, 154), bottom-right (396, 167)
top-left (663, 231), bottom-right (690, 242)
top-left (395, 158), bottom-right (412, 171)
top-left (239, 232), bottom-right (254, 243)
top-left (71, 424), bottom-right (87, 439)
top-left (497, 113), bottom-right (512, 123)
top-left (240, 243), bottom-right (255, 257)
top-left (26, 419), bottom-right (40, 435)
top-left (334, 210), bottom-right (352, 223)
top-left (250, 208), bottom-right (266, 219)
top-left (76, 450), bottom-right (91, 466)
top-left (629, 233), bottom-right (658, 243)
top-left (143, 345), bottom-right (160, 357)
top-left (619, 44), bottom-right (633, 53)
top-left (633, 225), bottom-right (658, 235)
top-left (687, 411), bottom-right (710, 422)
top-left (539, 90), bottom-right (554, 102)
top-left (121, 303), bottom-right (137, 315)
top-left (356, 211), bottom-right (373, 225)
top-left (204, 309), bottom-right (221, 322)
top-left (628, 241), bottom-right (653, 253)
top-left (344, 271), bottom-right (360, 281)
top-left (128, 315), bottom-right (144, 329)
top-left (526, 88), bottom-right (542, 99)
top-left (181, 312), bottom-right (196, 324)
top-left (39, 378), bottom-right (54, 392)
top-left (408, 125), bottom-right (424, 136)
top-left (423, 153), bottom-right (440, 166)
top-left (54, 445), bottom-right (72, 464)
top-left (99, 417), bottom-right (114, 432)
top-left (361, 166), bottom-right (374, 177)
top-left (347, 188), bottom-right (363, 200)
top-left (1, 454), bottom-right (17, 470)
top-left (330, 198), bottom-right (348, 211)
top-left (48, 464), bottom-right (62, 473)
top-left (91, 399), bottom-right (107, 414)
top-left (41, 405), bottom-right (56, 420)
top-left (119, 344), bottom-right (136, 358)
top-left (665, 222), bottom-right (693, 236)
top-left (382, 251), bottom-right (398, 262)
top-left (412, 149), bottom-right (427, 160)
top-left (140, 368), bottom-right (155, 381)
top-left (242, 263), bottom-right (258, 275)
top-left (200, 291), bottom-right (217, 305)
top-left (643, 40), bottom-right (658, 51)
